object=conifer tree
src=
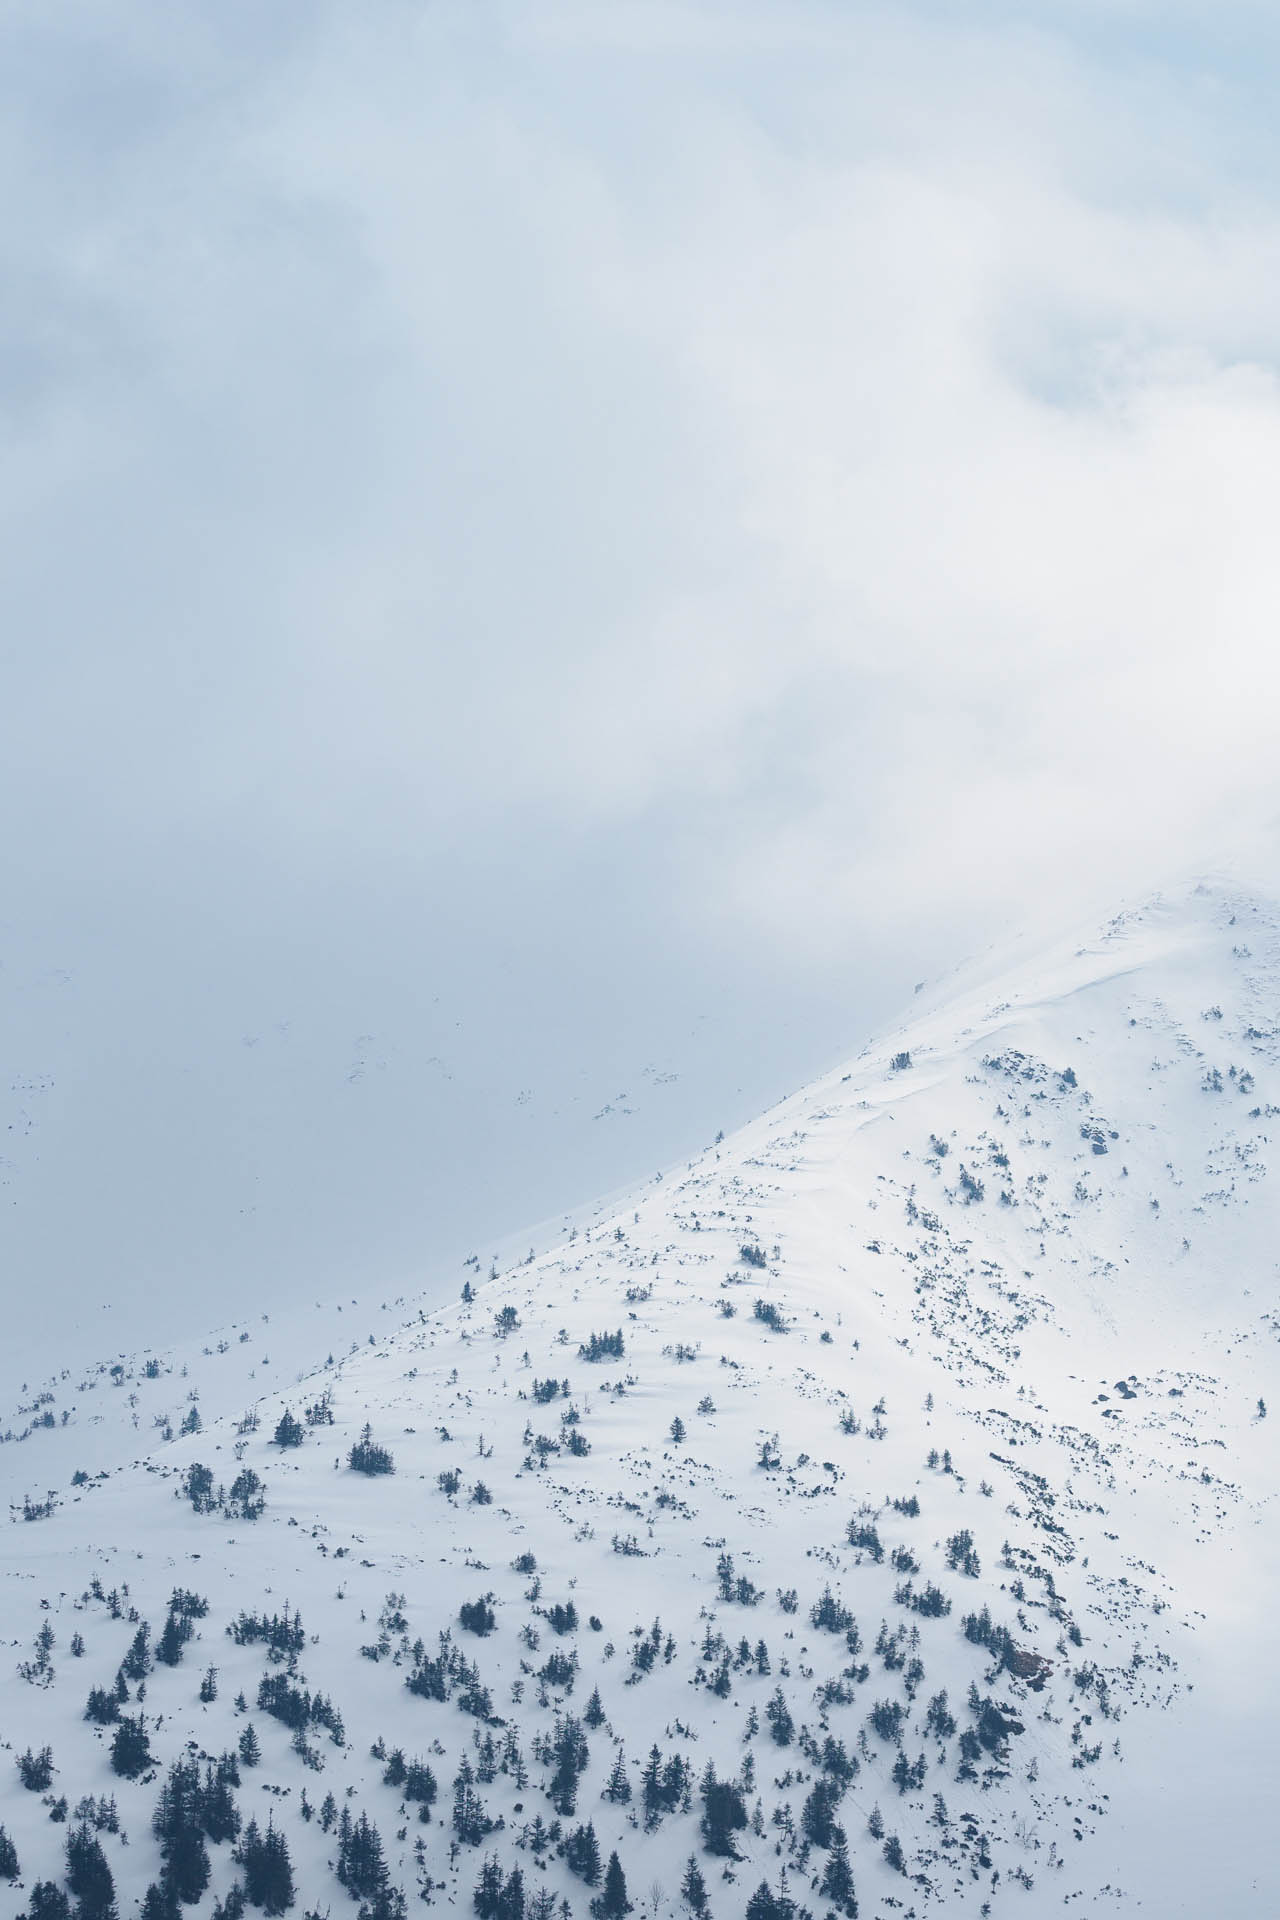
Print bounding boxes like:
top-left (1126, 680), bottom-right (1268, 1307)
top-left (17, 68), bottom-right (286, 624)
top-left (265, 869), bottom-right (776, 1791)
top-left (564, 1820), bottom-right (601, 1885)
top-left (348, 1424), bottom-right (395, 1475)
top-left (764, 1687), bottom-right (794, 1746)
top-left (336, 1811), bottom-right (387, 1900)
top-left (198, 1764), bottom-right (241, 1844)
top-left (85, 1687), bottom-right (120, 1726)
top-left (240, 1819), bottom-right (294, 1914)
top-left (744, 1885), bottom-right (795, 1920)
top-left (583, 1686), bottom-right (606, 1728)
top-left (820, 1824), bottom-right (858, 1916)
top-left (22, 1886), bottom-right (72, 1920)
top-left (603, 1748), bottom-right (631, 1804)
top-left (153, 1759), bottom-right (213, 1904)
top-left (641, 1745), bottom-right (664, 1827)
top-left (472, 1858), bottom-right (504, 1918)
top-left (680, 1856), bottom-right (710, 1917)
top-left (66, 1822), bottom-right (118, 1920)
top-left (226, 1468), bottom-right (266, 1520)
top-left (18, 1745), bottom-right (55, 1790)
top-left (0, 1825), bottom-right (18, 1880)
top-left (591, 1852), bottom-right (632, 1919)
top-left (403, 1760), bottom-right (437, 1816)
top-left (122, 1623), bottom-right (152, 1680)
top-left (698, 1765), bottom-right (748, 1858)
top-left (273, 1410), bottom-right (305, 1448)
top-left (155, 1610), bottom-right (191, 1668)
top-left (451, 1758), bottom-right (492, 1846)
top-left (110, 1716), bottom-right (152, 1780)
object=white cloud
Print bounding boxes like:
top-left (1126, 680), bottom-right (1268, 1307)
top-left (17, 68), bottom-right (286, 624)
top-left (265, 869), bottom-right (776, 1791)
top-left (6, 0), bottom-right (1280, 1352)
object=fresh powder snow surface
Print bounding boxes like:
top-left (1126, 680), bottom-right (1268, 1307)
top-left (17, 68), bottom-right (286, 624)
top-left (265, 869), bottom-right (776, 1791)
top-left (2, 869), bottom-right (1278, 1918)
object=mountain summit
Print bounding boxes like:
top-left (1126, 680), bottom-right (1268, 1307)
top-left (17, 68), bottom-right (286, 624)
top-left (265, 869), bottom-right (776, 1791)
top-left (3, 872), bottom-right (1277, 1918)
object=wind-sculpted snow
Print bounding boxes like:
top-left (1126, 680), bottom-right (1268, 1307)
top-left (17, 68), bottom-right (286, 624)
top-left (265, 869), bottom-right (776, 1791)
top-left (2, 875), bottom-right (1278, 1918)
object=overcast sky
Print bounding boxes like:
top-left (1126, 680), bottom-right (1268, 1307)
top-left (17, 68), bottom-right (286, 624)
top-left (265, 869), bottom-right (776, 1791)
top-left (5, 0), bottom-right (1280, 1384)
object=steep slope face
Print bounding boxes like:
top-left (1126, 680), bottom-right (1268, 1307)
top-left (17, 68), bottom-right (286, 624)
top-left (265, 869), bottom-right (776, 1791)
top-left (2, 875), bottom-right (1277, 1920)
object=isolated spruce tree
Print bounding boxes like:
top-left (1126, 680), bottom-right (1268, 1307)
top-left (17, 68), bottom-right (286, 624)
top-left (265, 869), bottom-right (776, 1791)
top-left (65, 1823), bottom-right (117, 1920)
top-left (0, 1824), bottom-right (19, 1879)
top-left (110, 1716), bottom-right (152, 1780)
top-left (238, 1724), bottom-right (261, 1769)
top-left (155, 1609), bottom-right (191, 1668)
top-left (348, 1424), bottom-right (395, 1476)
top-left (603, 1748), bottom-right (632, 1804)
top-left (273, 1411), bottom-right (304, 1449)
top-left (680, 1856), bottom-right (710, 1917)
top-left (591, 1852), bottom-right (632, 1919)
top-left (820, 1825), bottom-right (858, 1917)
top-left (184, 1463), bottom-right (216, 1513)
top-left (403, 1760), bottom-right (437, 1815)
top-left (764, 1687), bottom-right (794, 1746)
top-left (583, 1686), bottom-right (606, 1728)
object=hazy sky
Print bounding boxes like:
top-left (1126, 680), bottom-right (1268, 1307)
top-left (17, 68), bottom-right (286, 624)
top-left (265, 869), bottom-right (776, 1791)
top-left (5, 0), bottom-right (1280, 1382)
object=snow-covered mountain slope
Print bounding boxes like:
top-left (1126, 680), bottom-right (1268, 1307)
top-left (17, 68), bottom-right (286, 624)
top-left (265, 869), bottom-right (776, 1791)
top-left (3, 873), bottom-right (1278, 1920)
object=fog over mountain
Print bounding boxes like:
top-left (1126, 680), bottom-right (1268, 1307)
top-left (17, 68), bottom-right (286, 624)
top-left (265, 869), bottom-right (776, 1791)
top-left (3, 865), bottom-right (1279, 1920)
top-left (6, 2), bottom-right (1280, 1393)
top-left (4, 13), bottom-right (1280, 1915)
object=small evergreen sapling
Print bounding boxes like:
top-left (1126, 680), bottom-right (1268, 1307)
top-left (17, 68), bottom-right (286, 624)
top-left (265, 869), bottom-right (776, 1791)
top-left (348, 1425), bottom-right (395, 1476)
top-left (273, 1411), bottom-right (305, 1449)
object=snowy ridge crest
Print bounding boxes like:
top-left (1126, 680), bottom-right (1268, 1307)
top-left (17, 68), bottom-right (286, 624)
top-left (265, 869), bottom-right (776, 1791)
top-left (2, 873), bottom-right (1278, 1919)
